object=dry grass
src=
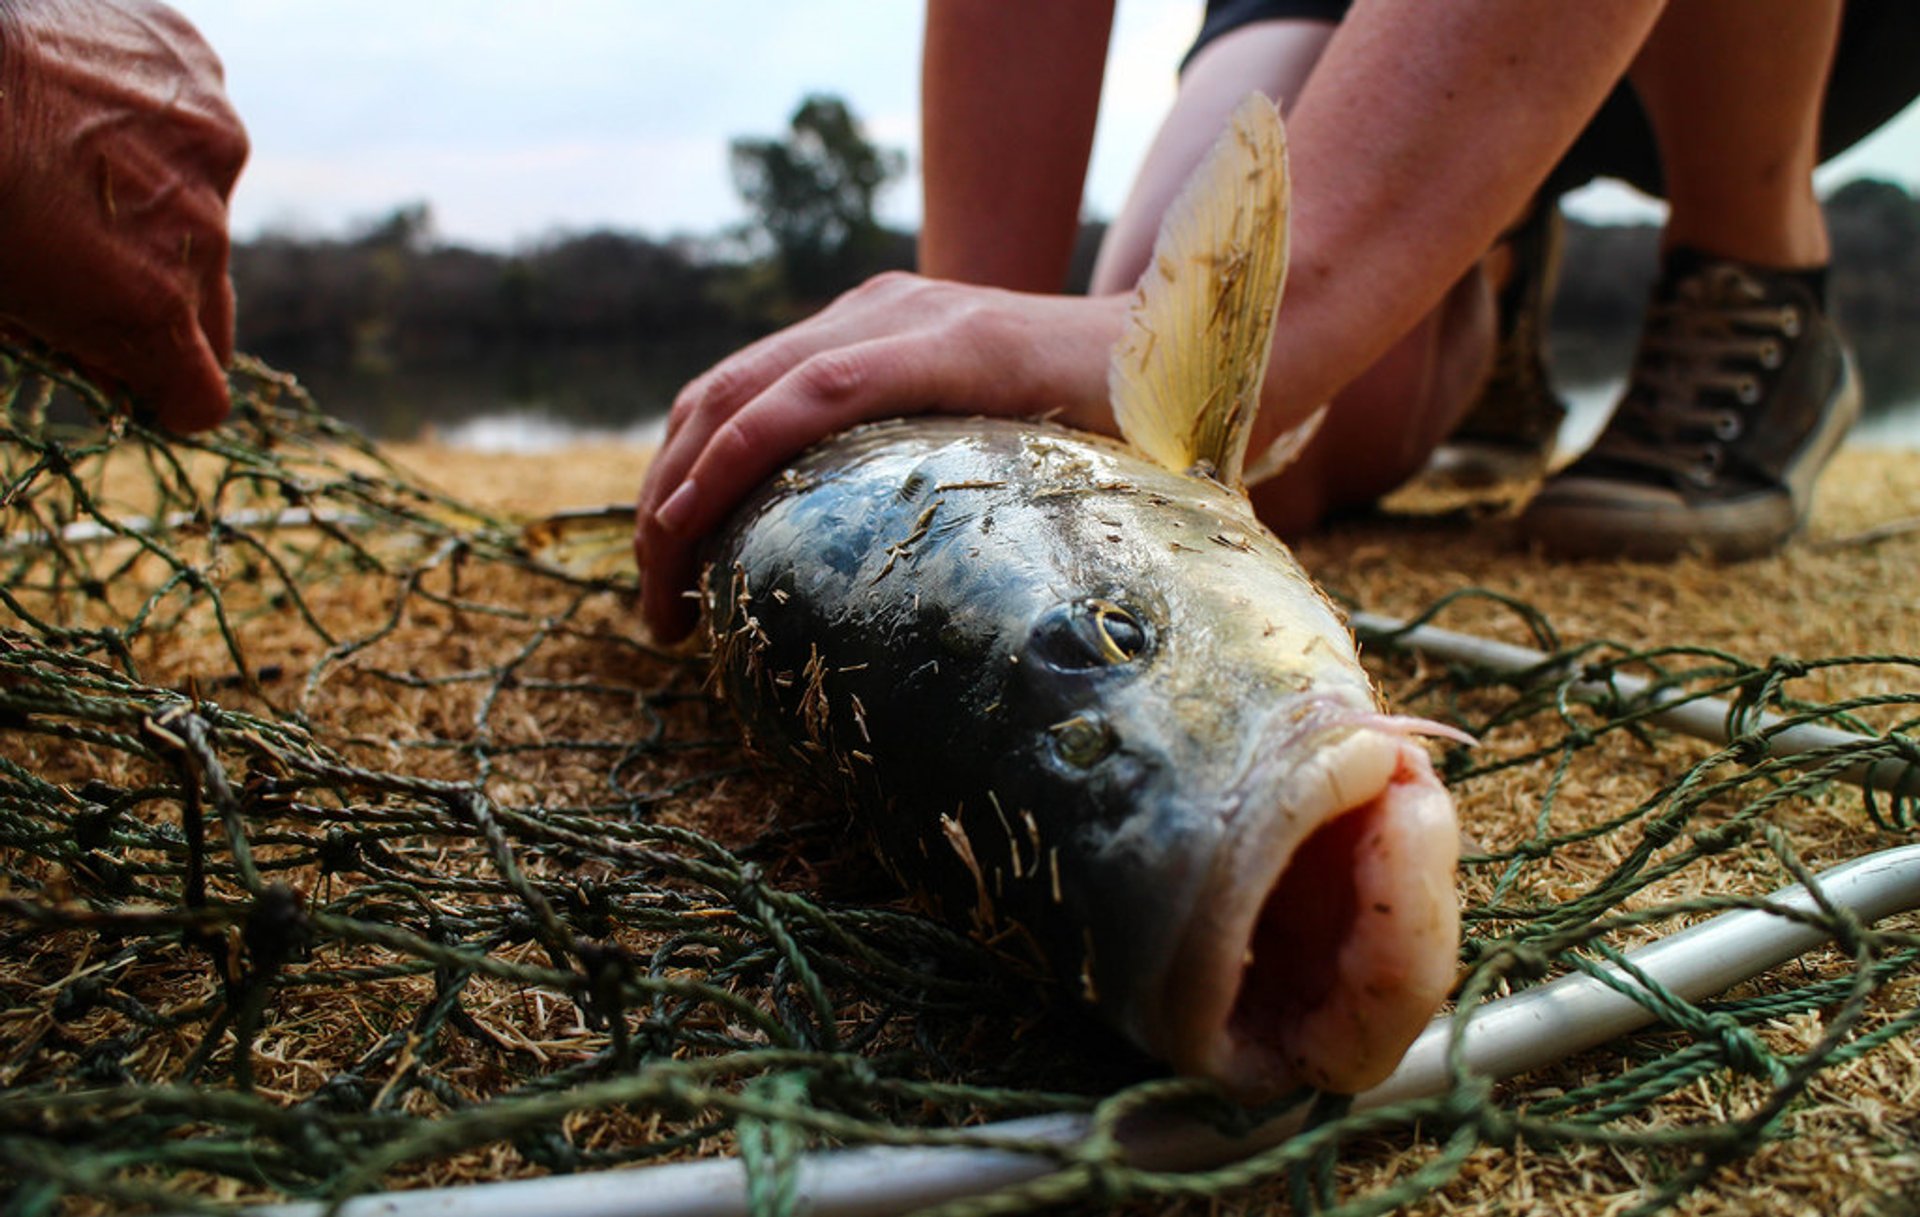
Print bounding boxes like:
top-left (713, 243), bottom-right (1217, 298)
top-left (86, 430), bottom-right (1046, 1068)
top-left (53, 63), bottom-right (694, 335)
top-left (366, 438), bottom-right (1920, 1215)
top-left (4, 421), bottom-right (1916, 1216)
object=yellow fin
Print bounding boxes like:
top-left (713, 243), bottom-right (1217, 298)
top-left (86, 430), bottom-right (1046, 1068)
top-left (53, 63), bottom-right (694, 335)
top-left (1108, 92), bottom-right (1290, 491)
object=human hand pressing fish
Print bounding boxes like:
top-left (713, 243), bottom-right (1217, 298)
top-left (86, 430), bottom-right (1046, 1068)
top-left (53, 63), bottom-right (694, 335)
top-left (635, 269), bottom-right (1131, 644)
top-left (618, 96), bottom-right (1468, 1099)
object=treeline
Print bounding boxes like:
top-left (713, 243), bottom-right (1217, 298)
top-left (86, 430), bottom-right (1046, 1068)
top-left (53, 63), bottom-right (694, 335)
top-left (236, 208), bottom-right (735, 373)
top-left (228, 94), bottom-right (1920, 421)
top-left (230, 178), bottom-right (1920, 409)
top-left (232, 95), bottom-right (919, 411)
top-left (232, 210), bottom-right (919, 376)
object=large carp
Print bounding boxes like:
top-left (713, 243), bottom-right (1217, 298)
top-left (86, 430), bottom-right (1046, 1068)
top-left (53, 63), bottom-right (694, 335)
top-left (703, 97), bottom-right (1463, 1099)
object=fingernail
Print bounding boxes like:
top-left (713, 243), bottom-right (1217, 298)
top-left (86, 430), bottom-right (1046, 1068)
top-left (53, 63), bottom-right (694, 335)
top-left (654, 479), bottom-right (699, 535)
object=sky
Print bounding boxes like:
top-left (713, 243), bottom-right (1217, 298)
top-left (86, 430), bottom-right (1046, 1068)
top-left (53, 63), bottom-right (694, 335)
top-left (178, 2), bottom-right (1920, 252)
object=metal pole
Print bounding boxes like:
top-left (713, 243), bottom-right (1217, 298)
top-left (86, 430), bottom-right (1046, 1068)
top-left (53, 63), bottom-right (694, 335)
top-left (1350, 611), bottom-right (1920, 800)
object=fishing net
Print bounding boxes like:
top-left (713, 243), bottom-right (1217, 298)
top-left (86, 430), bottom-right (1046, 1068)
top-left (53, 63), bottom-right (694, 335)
top-left (2, 346), bottom-right (1917, 1217)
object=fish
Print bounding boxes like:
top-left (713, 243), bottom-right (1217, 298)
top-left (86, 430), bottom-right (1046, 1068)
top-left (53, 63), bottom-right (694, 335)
top-left (699, 95), bottom-right (1464, 1100)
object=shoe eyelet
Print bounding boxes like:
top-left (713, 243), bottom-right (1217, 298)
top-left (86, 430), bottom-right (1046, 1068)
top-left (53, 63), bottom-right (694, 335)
top-left (1736, 377), bottom-right (1762, 406)
top-left (1689, 447), bottom-right (1723, 487)
top-left (1713, 410), bottom-right (1744, 441)
top-left (1778, 307), bottom-right (1802, 338)
top-left (1759, 339), bottom-right (1783, 370)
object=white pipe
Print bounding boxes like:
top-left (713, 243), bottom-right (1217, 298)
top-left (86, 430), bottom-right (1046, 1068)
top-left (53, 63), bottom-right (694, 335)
top-left (231, 842), bottom-right (1920, 1217)
top-left (1, 506), bottom-right (372, 551)
top-left (1350, 611), bottom-right (1920, 799)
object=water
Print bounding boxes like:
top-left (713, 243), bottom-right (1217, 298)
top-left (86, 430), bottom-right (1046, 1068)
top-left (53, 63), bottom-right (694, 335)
top-left (431, 410), bottom-right (667, 454)
top-left (288, 336), bottom-right (1920, 454)
top-left (280, 335), bottom-right (739, 449)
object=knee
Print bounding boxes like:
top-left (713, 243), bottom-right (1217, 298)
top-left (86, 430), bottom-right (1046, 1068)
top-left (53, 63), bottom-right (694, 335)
top-left (1249, 265), bottom-right (1498, 531)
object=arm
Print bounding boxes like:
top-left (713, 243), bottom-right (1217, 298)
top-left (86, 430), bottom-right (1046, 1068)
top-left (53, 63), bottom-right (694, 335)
top-left (919, 0), bottom-right (1113, 291)
top-left (1246, 0), bottom-right (1666, 454)
top-left (0, 0), bottom-right (248, 431)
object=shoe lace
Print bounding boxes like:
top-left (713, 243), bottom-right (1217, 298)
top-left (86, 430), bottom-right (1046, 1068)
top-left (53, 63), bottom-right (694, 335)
top-left (1590, 265), bottom-right (1803, 487)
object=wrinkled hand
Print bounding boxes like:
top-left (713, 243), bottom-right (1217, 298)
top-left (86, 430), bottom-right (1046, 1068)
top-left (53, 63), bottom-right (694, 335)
top-left (0, 0), bottom-right (248, 430)
top-left (635, 271), bottom-right (1128, 642)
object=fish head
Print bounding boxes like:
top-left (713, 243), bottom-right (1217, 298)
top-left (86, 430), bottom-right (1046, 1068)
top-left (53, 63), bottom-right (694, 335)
top-left (997, 472), bottom-right (1461, 1100)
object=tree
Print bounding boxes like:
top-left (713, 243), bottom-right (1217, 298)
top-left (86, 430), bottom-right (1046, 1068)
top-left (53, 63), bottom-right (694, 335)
top-left (351, 202), bottom-right (436, 254)
top-left (730, 94), bottom-right (906, 305)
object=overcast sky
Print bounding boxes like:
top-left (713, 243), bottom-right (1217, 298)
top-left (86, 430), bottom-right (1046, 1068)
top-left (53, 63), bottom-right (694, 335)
top-left (178, 2), bottom-right (1920, 252)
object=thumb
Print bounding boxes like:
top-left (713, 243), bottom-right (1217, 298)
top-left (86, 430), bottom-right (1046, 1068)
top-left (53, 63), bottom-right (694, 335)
top-left (131, 321), bottom-right (233, 433)
top-left (138, 269), bottom-right (238, 432)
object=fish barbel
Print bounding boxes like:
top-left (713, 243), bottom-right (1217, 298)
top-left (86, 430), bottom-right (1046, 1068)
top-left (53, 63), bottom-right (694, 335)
top-left (701, 95), bottom-right (1464, 1098)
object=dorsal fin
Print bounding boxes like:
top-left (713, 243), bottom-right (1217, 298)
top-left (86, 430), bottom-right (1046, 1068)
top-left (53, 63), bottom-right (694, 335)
top-left (1108, 92), bottom-right (1290, 491)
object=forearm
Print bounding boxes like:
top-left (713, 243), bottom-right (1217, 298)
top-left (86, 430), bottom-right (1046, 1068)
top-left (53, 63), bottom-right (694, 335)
top-left (1253, 0), bottom-right (1666, 447)
top-left (919, 0), bottom-right (1114, 291)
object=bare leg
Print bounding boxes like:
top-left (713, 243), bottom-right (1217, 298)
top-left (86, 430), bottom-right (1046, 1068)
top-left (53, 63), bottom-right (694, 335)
top-left (1090, 21), bottom-right (1335, 295)
top-left (1249, 268), bottom-right (1495, 534)
top-left (921, 0), bottom-right (1115, 291)
top-left (1630, 0), bottom-right (1842, 268)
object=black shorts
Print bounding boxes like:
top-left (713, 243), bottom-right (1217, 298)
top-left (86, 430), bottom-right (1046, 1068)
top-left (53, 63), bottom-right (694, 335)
top-left (1186, 0), bottom-right (1920, 199)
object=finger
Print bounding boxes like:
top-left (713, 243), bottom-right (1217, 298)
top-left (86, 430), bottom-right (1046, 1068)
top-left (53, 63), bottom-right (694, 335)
top-left (662, 307), bottom-right (856, 454)
top-left (637, 530), bottom-right (704, 645)
top-left (637, 334), bottom-right (974, 642)
top-left (18, 284), bottom-right (232, 432)
top-left (198, 247), bottom-right (238, 367)
top-left (647, 365), bottom-right (755, 519)
top-left (647, 339), bottom-right (810, 524)
top-left (661, 272), bottom-right (936, 450)
top-left (665, 328), bottom-right (799, 445)
top-left (640, 331), bottom-right (851, 561)
top-left (635, 414), bottom-right (711, 639)
top-left (639, 381), bottom-right (740, 641)
top-left (139, 323), bottom-right (232, 433)
top-left (121, 250), bottom-right (230, 432)
top-left (656, 314), bottom-right (861, 493)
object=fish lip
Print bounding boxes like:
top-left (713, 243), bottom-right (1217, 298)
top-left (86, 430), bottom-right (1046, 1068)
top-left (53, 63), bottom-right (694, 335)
top-left (1146, 697), bottom-right (1461, 1099)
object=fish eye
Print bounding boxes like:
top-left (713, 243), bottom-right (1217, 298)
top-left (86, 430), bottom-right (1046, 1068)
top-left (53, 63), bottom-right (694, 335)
top-left (1048, 713), bottom-right (1115, 767)
top-left (1029, 599), bottom-right (1152, 671)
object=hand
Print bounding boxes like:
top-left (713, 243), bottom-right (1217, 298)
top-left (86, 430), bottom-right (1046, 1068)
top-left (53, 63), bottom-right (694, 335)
top-left (0, 0), bottom-right (248, 431)
top-left (634, 271), bottom-right (1127, 642)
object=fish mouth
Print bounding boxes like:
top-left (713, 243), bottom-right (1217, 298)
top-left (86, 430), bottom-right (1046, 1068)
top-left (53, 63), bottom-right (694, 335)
top-left (1155, 708), bottom-right (1462, 1099)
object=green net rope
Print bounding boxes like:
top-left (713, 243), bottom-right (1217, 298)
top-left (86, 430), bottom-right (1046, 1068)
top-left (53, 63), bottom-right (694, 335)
top-left (1, 349), bottom-right (1915, 1216)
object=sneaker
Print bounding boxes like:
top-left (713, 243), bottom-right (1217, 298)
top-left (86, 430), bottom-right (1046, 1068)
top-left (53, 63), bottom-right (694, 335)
top-left (1518, 249), bottom-right (1860, 561)
top-left (1421, 200), bottom-right (1570, 488)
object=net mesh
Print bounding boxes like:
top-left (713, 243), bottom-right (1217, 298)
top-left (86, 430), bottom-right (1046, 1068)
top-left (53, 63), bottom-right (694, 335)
top-left (2, 348), bottom-right (1916, 1217)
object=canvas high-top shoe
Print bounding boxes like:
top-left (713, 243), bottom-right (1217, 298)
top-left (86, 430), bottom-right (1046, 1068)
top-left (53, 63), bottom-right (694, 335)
top-left (1519, 249), bottom-right (1859, 560)
top-left (1423, 201), bottom-right (1569, 488)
